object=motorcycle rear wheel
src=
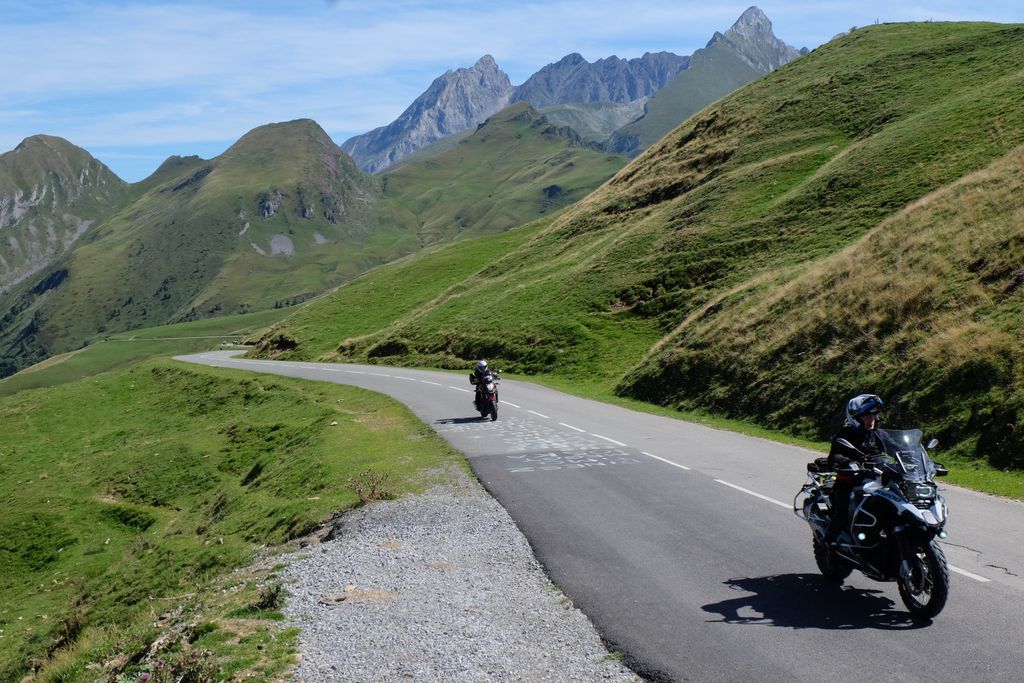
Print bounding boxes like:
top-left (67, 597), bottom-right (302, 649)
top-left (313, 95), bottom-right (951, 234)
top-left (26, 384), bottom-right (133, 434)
top-left (813, 535), bottom-right (852, 582)
top-left (898, 539), bottom-right (949, 620)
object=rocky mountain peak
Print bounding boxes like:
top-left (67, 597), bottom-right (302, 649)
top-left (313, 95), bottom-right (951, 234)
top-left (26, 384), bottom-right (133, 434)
top-left (719, 5), bottom-right (800, 72)
top-left (727, 6), bottom-right (772, 40)
top-left (342, 56), bottom-right (514, 173)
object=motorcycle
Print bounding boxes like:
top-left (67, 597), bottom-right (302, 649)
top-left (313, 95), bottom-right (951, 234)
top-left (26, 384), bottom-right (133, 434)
top-left (794, 428), bottom-right (951, 619)
top-left (473, 372), bottom-right (500, 421)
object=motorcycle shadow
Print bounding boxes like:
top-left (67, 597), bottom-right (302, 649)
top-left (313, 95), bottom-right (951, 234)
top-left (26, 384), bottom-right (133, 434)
top-left (435, 416), bottom-right (494, 424)
top-left (701, 574), bottom-right (929, 630)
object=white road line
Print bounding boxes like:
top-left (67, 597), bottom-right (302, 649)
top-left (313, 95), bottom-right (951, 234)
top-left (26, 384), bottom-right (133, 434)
top-left (449, 386), bottom-right (472, 393)
top-left (592, 433), bottom-right (626, 447)
top-left (641, 451), bottom-right (691, 471)
top-left (948, 565), bottom-right (992, 583)
top-left (324, 368), bottom-right (343, 372)
top-left (369, 372), bottom-right (390, 377)
top-left (714, 479), bottom-right (791, 509)
top-left (345, 371), bottom-right (366, 375)
top-left (503, 402), bottom-right (521, 408)
top-left (559, 422), bottom-right (586, 433)
top-left (395, 376), bottom-right (418, 381)
top-left (299, 365), bottom-right (319, 370)
top-left (420, 380), bottom-right (442, 386)
top-left (528, 410), bottom-right (550, 419)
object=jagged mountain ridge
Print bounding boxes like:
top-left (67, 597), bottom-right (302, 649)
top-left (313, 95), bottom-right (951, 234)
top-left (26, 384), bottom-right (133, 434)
top-left (510, 51), bottom-right (690, 108)
top-left (342, 6), bottom-right (801, 173)
top-left (341, 55), bottom-right (514, 174)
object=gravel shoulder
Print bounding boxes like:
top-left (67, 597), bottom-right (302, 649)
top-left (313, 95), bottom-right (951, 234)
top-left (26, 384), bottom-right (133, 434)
top-left (281, 470), bottom-right (643, 682)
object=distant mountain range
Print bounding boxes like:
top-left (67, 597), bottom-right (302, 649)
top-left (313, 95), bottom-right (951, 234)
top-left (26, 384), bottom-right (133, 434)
top-left (342, 6), bottom-right (802, 172)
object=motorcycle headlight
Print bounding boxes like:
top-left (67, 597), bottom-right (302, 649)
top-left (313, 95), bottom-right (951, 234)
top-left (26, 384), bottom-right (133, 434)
top-left (486, 382), bottom-right (495, 392)
top-left (901, 481), bottom-right (937, 505)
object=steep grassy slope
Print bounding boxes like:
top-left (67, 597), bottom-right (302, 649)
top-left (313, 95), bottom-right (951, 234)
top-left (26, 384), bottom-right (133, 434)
top-left (620, 144), bottom-right (1024, 467)
top-left (378, 103), bottom-right (627, 244)
top-left (252, 22), bottom-right (1024, 470)
top-left (0, 359), bottom-right (464, 680)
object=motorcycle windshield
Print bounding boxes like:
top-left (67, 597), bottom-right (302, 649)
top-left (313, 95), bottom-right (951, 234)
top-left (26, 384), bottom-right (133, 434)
top-left (875, 428), bottom-right (937, 481)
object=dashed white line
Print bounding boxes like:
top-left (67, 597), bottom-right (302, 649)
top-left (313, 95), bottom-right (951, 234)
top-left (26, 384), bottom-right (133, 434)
top-left (369, 372), bottom-right (390, 377)
top-left (559, 422), bottom-right (586, 433)
top-left (299, 365), bottom-right (319, 370)
top-left (324, 368), bottom-right (343, 372)
top-left (503, 402), bottom-right (521, 408)
top-left (420, 380), bottom-right (442, 386)
top-left (528, 410), bottom-right (550, 419)
top-left (641, 452), bottom-right (691, 471)
top-left (714, 479), bottom-right (790, 509)
top-left (345, 370), bottom-right (366, 375)
top-left (592, 433), bottom-right (626, 447)
top-left (948, 565), bottom-right (992, 583)
top-left (395, 376), bottom-right (418, 381)
top-left (449, 386), bottom-right (472, 393)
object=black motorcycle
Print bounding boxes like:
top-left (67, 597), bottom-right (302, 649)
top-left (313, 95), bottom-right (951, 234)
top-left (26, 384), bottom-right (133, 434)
top-left (473, 372), bottom-right (500, 421)
top-left (795, 428), bottom-right (951, 619)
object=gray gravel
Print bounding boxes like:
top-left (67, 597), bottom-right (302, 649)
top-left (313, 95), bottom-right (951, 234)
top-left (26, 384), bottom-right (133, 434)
top-left (281, 472), bottom-right (643, 682)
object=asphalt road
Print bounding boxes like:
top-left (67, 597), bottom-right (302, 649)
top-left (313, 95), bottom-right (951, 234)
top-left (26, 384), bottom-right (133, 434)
top-left (180, 351), bottom-right (1024, 682)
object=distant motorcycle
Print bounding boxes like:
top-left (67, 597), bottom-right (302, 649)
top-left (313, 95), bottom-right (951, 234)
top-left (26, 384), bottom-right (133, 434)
top-left (473, 372), bottom-right (500, 421)
top-left (794, 428), bottom-right (951, 619)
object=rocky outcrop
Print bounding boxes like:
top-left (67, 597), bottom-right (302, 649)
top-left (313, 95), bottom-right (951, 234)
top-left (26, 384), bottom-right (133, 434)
top-left (511, 51), bottom-right (690, 109)
top-left (342, 56), bottom-right (514, 173)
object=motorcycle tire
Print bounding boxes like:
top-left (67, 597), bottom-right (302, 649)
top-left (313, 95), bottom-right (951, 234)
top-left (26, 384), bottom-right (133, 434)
top-left (898, 539), bottom-right (950, 620)
top-left (489, 403), bottom-right (498, 421)
top-left (813, 535), bottom-right (852, 582)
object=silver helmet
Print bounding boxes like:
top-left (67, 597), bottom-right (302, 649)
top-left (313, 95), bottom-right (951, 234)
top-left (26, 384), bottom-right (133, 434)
top-left (845, 394), bottom-right (883, 429)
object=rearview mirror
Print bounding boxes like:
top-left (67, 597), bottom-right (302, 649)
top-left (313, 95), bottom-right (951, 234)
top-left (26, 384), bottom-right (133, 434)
top-left (933, 463), bottom-right (949, 477)
top-left (927, 438), bottom-right (939, 450)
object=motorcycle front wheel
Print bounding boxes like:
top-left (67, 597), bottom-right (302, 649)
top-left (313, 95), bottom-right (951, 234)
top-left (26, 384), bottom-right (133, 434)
top-left (813, 535), bottom-right (852, 582)
top-left (898, 539), bottom-right (949, 620)
top-left (488, 402), bottom-right (498, 421)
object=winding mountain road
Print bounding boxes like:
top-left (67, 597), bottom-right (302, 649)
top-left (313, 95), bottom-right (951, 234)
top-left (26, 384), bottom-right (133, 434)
top-left (180, 351), bottom-right (1024, 682)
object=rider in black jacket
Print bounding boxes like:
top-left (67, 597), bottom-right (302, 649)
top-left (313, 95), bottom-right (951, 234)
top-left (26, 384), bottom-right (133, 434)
top-left (469, 360), bottom-right (497, 405)
top-left (825, 394), bottom-right (885, 544)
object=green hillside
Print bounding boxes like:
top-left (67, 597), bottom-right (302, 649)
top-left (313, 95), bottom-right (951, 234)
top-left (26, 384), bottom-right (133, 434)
top-left (378, 103), bottom-right (627, 244)
top-left (251, 21), bottom-right (1024, 475)
top-left (1, 108), bottom-right (626, 378)
top-left (0, 359), bottom-right (464, 680)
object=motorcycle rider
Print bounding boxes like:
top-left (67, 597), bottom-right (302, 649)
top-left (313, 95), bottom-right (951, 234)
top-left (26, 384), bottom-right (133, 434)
top-left (469, 360), bottom-right (497, 407)
top-left (825, 393), bottom-right (885, 545)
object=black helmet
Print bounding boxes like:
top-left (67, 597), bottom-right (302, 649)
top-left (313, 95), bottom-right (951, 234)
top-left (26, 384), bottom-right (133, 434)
top-left (845, 394), bottom-right (883, 429)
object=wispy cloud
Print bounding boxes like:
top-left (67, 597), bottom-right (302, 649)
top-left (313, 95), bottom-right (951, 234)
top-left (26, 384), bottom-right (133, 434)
top-left (2, 0), bottom-right (1020, 180)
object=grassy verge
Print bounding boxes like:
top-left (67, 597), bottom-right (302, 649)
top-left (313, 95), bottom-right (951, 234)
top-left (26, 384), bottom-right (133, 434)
top-left (0, 359), bottom-right (466, 681)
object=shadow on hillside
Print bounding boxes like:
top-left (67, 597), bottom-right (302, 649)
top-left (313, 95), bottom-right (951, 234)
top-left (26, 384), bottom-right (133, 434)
top-left (435, 416), bottom-right (492, 424)
top-left (701, 574), bottom-right (929, 630)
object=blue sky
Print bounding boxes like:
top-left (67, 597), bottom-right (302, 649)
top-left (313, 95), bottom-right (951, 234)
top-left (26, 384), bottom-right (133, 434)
top-left (2, 0), bottom-right (1021, 182)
